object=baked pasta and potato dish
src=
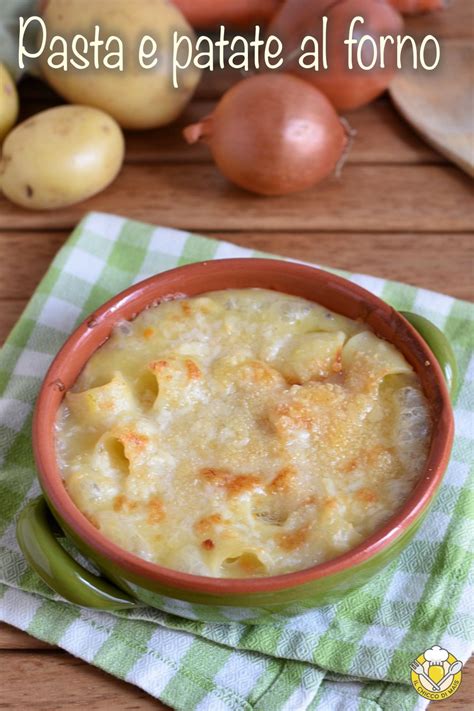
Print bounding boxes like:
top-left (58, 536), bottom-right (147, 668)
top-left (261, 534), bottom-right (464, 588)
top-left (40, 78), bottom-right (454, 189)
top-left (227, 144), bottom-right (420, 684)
top-left (56, 288), bottom-right (432, 578)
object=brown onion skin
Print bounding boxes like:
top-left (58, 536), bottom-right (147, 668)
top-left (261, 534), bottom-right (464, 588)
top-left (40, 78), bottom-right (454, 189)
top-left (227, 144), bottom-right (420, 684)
top-left (184, 73), bottom-right (347, 196)
top-left (387, 0), bottom-right (446, 14)
top-left (171, 0), bottom-right (282, 27)
top-left (267, 0), bottom-right (404, 111)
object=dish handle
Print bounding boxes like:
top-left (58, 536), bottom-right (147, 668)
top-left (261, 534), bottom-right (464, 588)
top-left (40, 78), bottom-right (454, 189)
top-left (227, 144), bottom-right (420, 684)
top-left (16, 496), bottom-right (137, 610)
top-left (400, 311), bottom-right (458, 399)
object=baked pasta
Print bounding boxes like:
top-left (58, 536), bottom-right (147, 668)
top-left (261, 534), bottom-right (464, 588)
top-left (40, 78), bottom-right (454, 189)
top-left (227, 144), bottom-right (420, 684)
top-left (56, 288), bottom-right (432, 577)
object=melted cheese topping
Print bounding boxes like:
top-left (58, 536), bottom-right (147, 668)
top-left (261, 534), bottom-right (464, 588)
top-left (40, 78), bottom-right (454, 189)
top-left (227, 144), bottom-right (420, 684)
top-left (56, 288), bottom-right (432, 577)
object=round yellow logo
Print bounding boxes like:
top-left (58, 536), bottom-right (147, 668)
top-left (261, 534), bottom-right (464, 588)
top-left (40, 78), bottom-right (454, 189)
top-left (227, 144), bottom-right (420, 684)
top-left (410, 645), bottom-right (463, 701)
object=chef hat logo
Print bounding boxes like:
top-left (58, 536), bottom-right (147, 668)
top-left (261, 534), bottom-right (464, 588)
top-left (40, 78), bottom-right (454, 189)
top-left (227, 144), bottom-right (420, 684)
top-left (424, 645), bottom-right (449, 663)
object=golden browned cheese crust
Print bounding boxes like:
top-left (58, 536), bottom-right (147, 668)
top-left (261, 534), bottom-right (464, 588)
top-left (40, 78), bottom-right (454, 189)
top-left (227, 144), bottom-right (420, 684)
top-left (56, 289), bottom-right (432, 577)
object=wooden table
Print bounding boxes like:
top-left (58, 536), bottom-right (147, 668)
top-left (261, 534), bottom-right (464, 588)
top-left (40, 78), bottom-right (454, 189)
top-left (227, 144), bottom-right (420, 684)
top-left (1, 2), bottom-right (472, 708)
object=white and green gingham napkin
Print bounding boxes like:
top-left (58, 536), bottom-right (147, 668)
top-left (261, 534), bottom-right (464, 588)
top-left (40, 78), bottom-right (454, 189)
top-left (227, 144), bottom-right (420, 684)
top-left (1, 212), bottom-right (472, 711)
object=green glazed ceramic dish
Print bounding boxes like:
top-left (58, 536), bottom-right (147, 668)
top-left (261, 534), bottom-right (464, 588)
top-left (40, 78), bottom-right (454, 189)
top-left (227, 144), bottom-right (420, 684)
top-left (17, 260), bottom-right (455, 623)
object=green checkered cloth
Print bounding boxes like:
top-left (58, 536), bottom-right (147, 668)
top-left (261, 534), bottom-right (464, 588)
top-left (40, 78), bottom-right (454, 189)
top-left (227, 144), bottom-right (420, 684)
top-left (1, 212), bottom-right (472, 711)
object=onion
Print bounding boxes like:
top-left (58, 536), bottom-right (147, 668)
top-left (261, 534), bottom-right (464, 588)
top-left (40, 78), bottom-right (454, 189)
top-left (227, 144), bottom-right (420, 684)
top-left (267, 0), bottom-right (404, 111)
top-left (183, 73), bottom-right (349, 196)
top-left (172, 0), bottom-right (281, 27)
top-left (387, 0), bottom-right (447, 13)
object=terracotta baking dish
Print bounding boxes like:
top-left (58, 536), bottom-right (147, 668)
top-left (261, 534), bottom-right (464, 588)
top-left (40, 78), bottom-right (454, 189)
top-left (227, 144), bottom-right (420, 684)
top-left (17, 259), bottom-right (455, 623)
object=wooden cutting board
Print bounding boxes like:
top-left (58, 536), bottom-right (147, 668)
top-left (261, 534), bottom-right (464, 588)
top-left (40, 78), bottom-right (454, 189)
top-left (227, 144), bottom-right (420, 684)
top-left (390, 39), bottom-right (474, 177)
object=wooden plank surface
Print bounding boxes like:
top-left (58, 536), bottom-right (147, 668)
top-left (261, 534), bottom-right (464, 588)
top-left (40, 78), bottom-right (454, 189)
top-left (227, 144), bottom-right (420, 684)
top-left (0, 624), bottom-right (471, 710)
top-left (0, 232), bottom-right (472, 328)
top-left (1, 0), bottom-right (473, 709)
top-left (124, 100), bottom-right (447, 165)
top-left (1, 230), bottom-right (473, 299)
top-left (0, 623), bottom-right (53, 650)
top-left (0, 645), bottom-right (171, 710)
top-left (1, 163), bottom-right (471, 233)
top-left (18, 93), bottom-right (445, 166)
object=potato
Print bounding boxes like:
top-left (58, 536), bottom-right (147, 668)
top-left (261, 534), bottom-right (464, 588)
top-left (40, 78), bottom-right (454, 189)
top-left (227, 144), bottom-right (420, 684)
top-left (0, 105), bottom-right (124, 210)
top-left (0, 64), bottom-right (19, 143)
top-left (39, 0), bottom-right (201, 129)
